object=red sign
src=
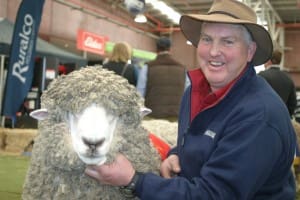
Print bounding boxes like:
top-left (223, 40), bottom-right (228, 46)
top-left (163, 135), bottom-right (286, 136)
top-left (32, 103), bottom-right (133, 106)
top-left (77, 29), bottom-right (108, 55)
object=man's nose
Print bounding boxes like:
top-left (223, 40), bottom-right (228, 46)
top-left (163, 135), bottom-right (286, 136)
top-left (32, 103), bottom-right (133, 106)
top-left (209, 42), bottom-right (222, 57)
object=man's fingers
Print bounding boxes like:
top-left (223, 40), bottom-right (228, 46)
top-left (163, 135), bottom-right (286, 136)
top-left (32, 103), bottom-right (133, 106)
top-left (85, 167), bottom-right (100, 179)
top-left (160, 164), bottom-right (172, 178)
top-left (85, 165), bottom-right (112, 184)
top-left (160, 155), bottom-right (181, 178)
top-left (169, 155), bottom-right (181, 173)
top-left (172, 164), bottom-right (181, 173)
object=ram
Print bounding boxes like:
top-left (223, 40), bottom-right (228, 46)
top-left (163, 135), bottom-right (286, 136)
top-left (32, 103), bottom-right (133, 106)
top-left (22, 66), bottom-right (161, 200)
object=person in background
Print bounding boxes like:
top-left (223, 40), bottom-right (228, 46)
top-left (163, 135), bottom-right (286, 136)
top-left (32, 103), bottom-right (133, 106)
top-left (58, 64), bottom-right (67, 75)
top-left (259, 50), bottom-right (297, 117)
top-left (85, 0), bottom-right (296, 199)
top-left (137, 36), bottom-right (186, 119)
top-left (103, 42), bottom-right (137, 86)
top-left (295, 91), bottom-right (300, 123)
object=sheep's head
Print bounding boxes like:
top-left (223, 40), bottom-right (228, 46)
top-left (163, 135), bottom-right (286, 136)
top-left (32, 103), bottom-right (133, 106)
top-left (31, 104), bottom-right (151, 165)
top-left (30, 66), bottom-right (151, 166)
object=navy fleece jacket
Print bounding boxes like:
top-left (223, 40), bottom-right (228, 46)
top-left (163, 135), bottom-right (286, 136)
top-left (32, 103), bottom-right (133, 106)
top-left (135, 65), bottom-right (296, 200)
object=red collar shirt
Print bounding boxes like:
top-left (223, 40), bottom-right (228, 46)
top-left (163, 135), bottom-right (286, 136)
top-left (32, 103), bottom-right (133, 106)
top-left (188, 68), bottom-right (245, 121)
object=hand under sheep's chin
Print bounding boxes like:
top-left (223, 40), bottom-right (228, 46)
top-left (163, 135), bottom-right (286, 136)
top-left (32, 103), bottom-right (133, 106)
top-left (79, 155), bottom-right (107, 166)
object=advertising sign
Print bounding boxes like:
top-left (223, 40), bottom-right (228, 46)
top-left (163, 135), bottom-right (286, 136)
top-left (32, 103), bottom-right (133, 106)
top-left (2, 0), bottom-right (45, 117)
top-left (77, 29), bottom-right (108, 55)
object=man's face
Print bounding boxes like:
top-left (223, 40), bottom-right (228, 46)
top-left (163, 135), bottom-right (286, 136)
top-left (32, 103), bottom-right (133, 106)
top-left (197, 23), bottom-right (256, 92)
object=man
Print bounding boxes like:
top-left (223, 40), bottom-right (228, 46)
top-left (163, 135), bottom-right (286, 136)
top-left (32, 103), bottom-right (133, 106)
top-left (295, 93), bottom-right (300, 123)
top-left (85, 0), bottom-right (296, 199)
top-left (137, 36), bottom-right (186, 118)
top-left (259, 50), bottom-right (297, 117)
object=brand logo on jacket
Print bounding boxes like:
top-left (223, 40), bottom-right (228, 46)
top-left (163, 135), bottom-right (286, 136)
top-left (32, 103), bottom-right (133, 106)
top-left (204, 130), bottom-right (216, 139)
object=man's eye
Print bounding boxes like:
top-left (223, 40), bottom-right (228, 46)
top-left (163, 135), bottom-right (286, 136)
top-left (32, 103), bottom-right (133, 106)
top-left (200, 36), bottom-right (211, 43)
top-left (223, 40), bottom-right (234, 45)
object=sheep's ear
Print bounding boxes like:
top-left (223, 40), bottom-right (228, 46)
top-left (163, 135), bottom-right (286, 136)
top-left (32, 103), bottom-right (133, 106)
top-left (140, 107), bottom-right (152, 118)
top-left (29, 108), bottom-right (49, 120)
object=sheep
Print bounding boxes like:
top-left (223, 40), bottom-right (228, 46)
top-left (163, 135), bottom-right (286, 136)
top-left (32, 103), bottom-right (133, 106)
top-left (142, 118), bottom-right (178, 147)
top-left (22, 66), bottom-right (162, 200)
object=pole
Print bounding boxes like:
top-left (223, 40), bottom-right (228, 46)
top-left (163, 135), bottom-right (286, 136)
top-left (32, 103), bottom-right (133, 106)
top-left (0, 55), bottom-right (6, 127)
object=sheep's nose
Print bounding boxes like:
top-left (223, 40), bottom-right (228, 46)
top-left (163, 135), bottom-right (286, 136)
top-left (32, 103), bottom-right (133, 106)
top-left (82, 137), bottom-right (105, 151)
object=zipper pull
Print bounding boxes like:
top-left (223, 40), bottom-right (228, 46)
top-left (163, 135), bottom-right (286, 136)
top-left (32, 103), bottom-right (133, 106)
top-left (181, 136), bottom-right (185, 146)
top-left (181, 127), bottom-right (189, 146)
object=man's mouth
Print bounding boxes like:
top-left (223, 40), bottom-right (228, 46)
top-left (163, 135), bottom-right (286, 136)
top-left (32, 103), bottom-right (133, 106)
top-left (209, 61), bottom-right (224, 67)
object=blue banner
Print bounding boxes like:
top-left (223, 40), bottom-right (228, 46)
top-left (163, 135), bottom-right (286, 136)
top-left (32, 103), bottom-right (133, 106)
top-left (2, 0), bottom-right (45, 117)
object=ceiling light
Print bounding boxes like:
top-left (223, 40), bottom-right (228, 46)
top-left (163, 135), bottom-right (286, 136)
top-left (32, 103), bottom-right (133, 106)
top-left (145, 0), bottom-right (181, 24)
top-left (134, 13), bottom-right (147, 23)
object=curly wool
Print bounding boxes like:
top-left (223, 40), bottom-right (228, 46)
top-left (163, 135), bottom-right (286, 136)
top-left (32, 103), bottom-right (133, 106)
top-left (41, 66), bottom-right (143, 126)
top-left (22, 66), bottom-right (160, 200)
top-left (142, 118), bottom-right (178, 147)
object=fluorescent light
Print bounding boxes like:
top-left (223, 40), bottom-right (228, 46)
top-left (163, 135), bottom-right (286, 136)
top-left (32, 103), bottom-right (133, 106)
top-left (134, 13), bottom-right (147, 23)
top-left (145, 0), bottom-right (181, 24)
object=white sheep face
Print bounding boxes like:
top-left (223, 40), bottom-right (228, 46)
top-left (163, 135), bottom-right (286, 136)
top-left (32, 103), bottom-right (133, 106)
top-left (68, 105), bottom-right (118, 165)
top-left (30, 104), bottom-right (119, 165)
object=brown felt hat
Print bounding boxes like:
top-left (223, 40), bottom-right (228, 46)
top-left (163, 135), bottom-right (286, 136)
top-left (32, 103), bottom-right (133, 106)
top-left (180, 0), bottom-right (273, 66)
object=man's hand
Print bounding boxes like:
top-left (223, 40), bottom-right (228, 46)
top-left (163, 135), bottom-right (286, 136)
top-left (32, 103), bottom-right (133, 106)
top-left (160, 154), bottom-right (181, 178)
top-left (85, 154), bottom-right (135, 186)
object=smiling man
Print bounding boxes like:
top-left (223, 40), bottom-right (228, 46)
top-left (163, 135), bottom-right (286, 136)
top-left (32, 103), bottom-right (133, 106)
top-left (197, 23), bottom-right (256, 92)
top-left (85, 0), bottom-right (297, 199)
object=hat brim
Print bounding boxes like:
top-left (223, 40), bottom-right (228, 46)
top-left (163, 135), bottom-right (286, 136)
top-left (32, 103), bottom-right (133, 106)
top-left (180, 14), bottom-right (273, 66)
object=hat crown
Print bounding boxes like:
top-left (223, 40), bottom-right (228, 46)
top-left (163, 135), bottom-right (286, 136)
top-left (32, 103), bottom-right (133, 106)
top-left (208, 0), bottom-right (257, 23)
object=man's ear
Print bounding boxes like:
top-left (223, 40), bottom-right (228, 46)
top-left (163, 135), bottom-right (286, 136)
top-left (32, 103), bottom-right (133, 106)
top-left (30, 108), bottom-right (49, 120)
top-left (247, 41), bottom-right (257, 62)
top-left (140, 107), bottom-right (152, 118)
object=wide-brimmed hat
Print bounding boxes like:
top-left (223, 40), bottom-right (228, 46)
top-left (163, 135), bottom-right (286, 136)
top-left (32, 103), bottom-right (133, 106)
top-left (180, 0), bottom-right (273, 66)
